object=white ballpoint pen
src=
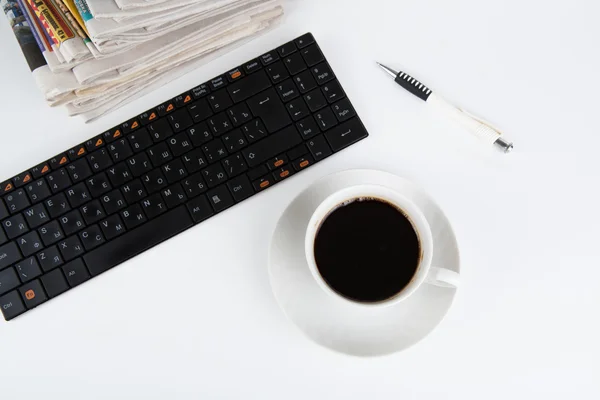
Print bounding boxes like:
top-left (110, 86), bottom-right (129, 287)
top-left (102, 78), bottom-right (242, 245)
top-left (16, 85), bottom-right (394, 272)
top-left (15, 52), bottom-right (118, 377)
top-left (376, 62), bottom-right (513, 153)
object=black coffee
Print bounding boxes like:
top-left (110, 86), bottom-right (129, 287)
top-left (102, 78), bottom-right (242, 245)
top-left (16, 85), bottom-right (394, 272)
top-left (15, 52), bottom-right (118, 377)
top-left (313, 198), bottom-right (421, 303)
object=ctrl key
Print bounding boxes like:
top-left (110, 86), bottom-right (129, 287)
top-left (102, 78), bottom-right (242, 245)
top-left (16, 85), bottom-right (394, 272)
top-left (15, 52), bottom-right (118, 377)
top-left (0, 290), bottom-right (26, 321)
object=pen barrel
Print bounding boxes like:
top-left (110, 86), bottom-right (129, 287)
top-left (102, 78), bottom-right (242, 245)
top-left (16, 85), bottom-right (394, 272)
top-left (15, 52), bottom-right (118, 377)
top-left (427, 94), bottom-right (501, 145)
top-left (395, 72), bottom-right (432, 101)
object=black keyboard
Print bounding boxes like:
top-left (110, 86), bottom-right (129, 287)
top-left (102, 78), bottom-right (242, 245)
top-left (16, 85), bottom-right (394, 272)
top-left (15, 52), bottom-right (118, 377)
top-left (0, 33), bottom-right (368, 321)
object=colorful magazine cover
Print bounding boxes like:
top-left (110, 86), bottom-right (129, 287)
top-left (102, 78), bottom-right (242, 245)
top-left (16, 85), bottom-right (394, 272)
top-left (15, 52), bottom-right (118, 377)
top-left (1, 0), bottom-right (46, 71)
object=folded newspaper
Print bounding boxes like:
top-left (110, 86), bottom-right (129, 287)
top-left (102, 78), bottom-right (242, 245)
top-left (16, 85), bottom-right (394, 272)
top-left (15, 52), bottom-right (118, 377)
top-left (2, 0), bottom-right (284, 121)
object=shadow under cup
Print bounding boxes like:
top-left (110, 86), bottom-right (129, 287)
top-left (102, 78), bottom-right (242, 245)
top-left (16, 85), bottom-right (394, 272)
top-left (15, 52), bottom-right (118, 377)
top-left (311, 196), bottom-right (424, 304)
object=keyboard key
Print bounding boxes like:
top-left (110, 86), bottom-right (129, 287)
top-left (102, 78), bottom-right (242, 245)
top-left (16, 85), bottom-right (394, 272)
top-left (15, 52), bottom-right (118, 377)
top-left (187, 99), bottom-right (213, 123)
top-left (38, 220), bottom-right (64, 246)
top-left (286, 97), bottom-right (310, 121)
top-left (127, 128), bottom-right (153, 152)
top-left (227, 68), bottom-right (244, 82)
top-left (227, 104), bottom-right (252, 127)
top-left (191, 83), bottom-right (210, 99)
top-left (161, 184), bottom-right (187, 208)
top-left (174, 93), bottom-right (193, 107)
top-left (207, 185), bottom-right (234, 213)
top-left (228, 69), bottom-right (271, 103)
top-left (187, 123), bottom-right (213, 147)
top-left (107, 163), bottom-right (133, 186)
top-left (311, 62), bottom-right (335, 85)
top-left (293, 70), bottom-right (317, 94)
top-left (12, 172), bottom-right (31, 189)
top-left (284, 52), bottom-right (307, 75)
top-left (121, 204), bottom-right (147, 229)
top-left (4, 188), bottom-right (30, 214)
top-left (227, 175), bottom-right (254, 202)
top-left (65, 183), bottom-right (91, 208)
top-left (67, 145), bottom-right (87, 161)
top-left (0, 226), bottom-right (6, 246)
top-left (0, 267), bottom-right (20, 296)
top-left (79, 224), bottom-right (106, 250)
top-left (241, 119), bottom-right (268, 143)
top-left (121, 180), bottom-right (147, 205)
top-left (1, 180), bottom-right (15, 195)
top-left (247, 165), bottom-right (269, 181)
top-left (296, 116), bottom-right (321, 139)
top-left (162, 159), bottom-right (188, 184)
top-left (58, 236), bottom-right (85, 261)
top-left (202, 164), bottom-right (228, 188)
top-left (17, 231), bottom-right (43, 257)
top-left (222, 154), bottom-right (248, 177)
top-left (25, 178), bottom-right (51, 203)
top-left (295, 32), bottom-right (315, 49)
top-left (84, 206), bottom-right (193, 276)
top-left (157, 100), bottom-right (176, 117)
top-left (59, 210), bottom-right (86, 236)
top-left (141, 194), bottom-right (167, 219)
top-left (307, 135), bottom-right (333, 161)
top-left (315, 108), bottom-right (338, 131)
top-left (80, 200), bottom-right (106, 225)
top-left (37, 245), bottom-right (64, 272)
top-left (276, 79), bottom-right (300, 102)
top-left (147, 142), bottom-right (173, 166)
top-left (122, 118), bottom-right (140, 134)
top-left (182, 149), bottom-right (208, 174)
top-left (266, 61), bottom-right (289, 83)
top-left (277, 40), bottom-right (297, 57)
top-left (44, 193), bottom-right (70, 218)
top-left (108, 139), bottom-right (133, 163)
top-left (167, 132), bottom-right (194, 157)
top-left (202, 139), bottom-right (228, 163)
top-left (167, 109), bottom-right (193, 133)
top-left (62, 259), bottom-right (90, 287)
top-left (40, 268), bottom-right (69, 298)
top-left (292, 154), bottom-right (315, 172)
top-left (86, 173), bottom-right (113, 197)
top-left (331, 98), bottom-right (357, 122)
top-left (272, 165), bottom-right (295, 182)
top-left (260, 51), bottom-right (279, 66)
top-left (31, 162), bottom-right (51, 179)
top-left (3, 214), bottom-right (28, 239)
top-left (0, 290), bottom-right (26, 321)
top-left (87, 148), bottom-right (113, 173)
top-left (104, 127), bottom-right (123, 143)
top-left (287, 144), bottom-right (309, 160)
top-left (181, 173), bottom-right (207, 198)
top-left (247, 88), bottom-right (292, 133)
top-left (100, 189), bottom-right (127, 215)
top-left (325, 118), bottom-right (369, 152)
top-left (23, 203), bottom-right (50, 228)
top-left (222, 130), bottom-right (248, 153)
top-left (15, 256), bottom-right (42, 283)
top-left (147, 119), bottom-right (173, 142)
top-left (66, 158), bottom-right (93, 184)
top-left (0, 199), bottom-right (8, 221)
top-left (49, 153), bottom-right (69, 170)
top-left (126, 153), bottom-right (154, 179)
top-left (209, 75), bottom-right (227, 91)
top-left (208, 113), bottom-right (234, 136)
top-left (301, 44), bottom-right (324, 66)
top-left (242, 125), bottom-right (303, 167)
top-left (322, 80), bottom-right (345, 103)
top-left (142, 169), bottom-right (168, 193)
top-left (252, 176), bottom-right (273, 192)
top-left (99, 214), bottom-right (127, 240)
top-left (243, 58), bottom-right (262, 74)
top-left (267, 155), bottom-right (288, 170)
top-left (304, 89), bottom-right (328, 112)
top-left (208, 89), bottom-right (233, 112)
top-left (186, 195), bottom-right (213, 223)
top-left (20, 280), bottom-right (47, 309)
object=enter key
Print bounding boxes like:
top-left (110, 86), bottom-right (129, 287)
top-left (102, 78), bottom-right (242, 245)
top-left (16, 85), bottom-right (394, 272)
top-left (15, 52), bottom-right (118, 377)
top-left (324, 118), bottom-right (369, 152)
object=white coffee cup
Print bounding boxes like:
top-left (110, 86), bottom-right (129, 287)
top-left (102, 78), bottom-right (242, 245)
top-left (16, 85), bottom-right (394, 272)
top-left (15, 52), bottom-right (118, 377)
top-left (305, 184), bottom-right (459, 308)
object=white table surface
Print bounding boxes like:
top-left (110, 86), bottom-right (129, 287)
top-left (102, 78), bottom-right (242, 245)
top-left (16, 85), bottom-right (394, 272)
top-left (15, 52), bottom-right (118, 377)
top-left (1, 0), bottom-right (599, 398)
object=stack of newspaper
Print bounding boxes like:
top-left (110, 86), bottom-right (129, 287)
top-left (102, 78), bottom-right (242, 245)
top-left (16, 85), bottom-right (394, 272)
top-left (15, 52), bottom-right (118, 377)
top-left (2, 0), bottom-right (284, 121)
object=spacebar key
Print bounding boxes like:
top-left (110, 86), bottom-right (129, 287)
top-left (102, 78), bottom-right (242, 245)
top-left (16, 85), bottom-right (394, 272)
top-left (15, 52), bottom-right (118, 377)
top-left (84, 206), bottom-right (193, 276)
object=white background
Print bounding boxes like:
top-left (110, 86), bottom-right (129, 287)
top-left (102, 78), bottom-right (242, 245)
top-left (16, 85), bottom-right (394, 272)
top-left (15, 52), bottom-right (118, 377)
top-left (1, 0), bottom-right (599, 398)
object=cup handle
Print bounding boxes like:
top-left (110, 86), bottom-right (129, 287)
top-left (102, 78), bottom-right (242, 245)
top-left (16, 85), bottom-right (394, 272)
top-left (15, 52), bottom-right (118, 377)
top-left (425, 266), bottom-right (460, 288)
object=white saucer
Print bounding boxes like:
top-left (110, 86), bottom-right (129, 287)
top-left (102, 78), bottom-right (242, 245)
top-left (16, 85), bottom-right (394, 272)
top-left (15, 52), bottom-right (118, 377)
top-left (268, 169), bottom-right (460, 357)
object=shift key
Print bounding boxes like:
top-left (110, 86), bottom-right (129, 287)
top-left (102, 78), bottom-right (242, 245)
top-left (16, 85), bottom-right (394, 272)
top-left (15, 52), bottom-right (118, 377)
top-left (242, 125), bottom-right (302, 167)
